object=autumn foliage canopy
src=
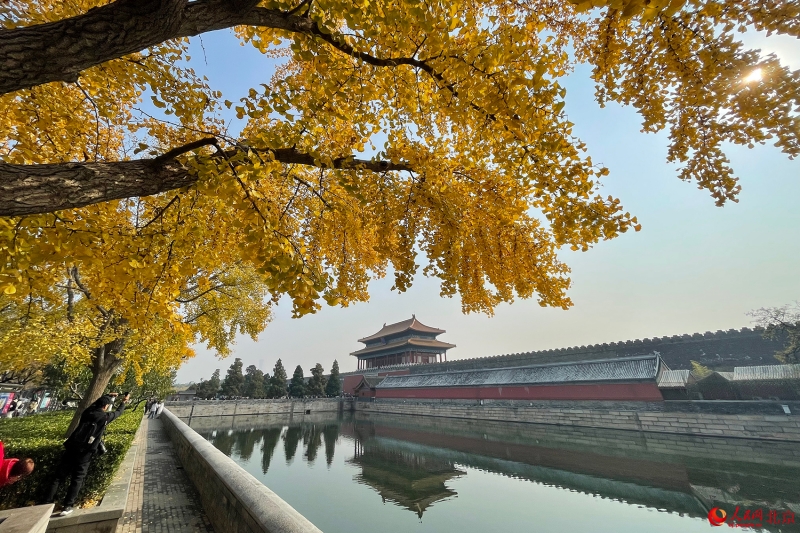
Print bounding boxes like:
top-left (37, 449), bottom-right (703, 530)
top-left (0, 0), bottom-right (797, 411)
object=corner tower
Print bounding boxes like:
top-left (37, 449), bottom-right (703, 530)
top-left (350, 316), bottom-right (455, 370)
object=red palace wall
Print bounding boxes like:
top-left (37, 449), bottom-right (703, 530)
top-left (343, 375), bottom-right (364, 395)
top-left (375, 382), bottom-right (664, 402)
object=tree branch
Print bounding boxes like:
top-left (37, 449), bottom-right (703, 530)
top-left (0, 0), bottom-right (305, 95)
top-left (175, 283), bottom-right (231, 303)
top-left (0, 159), bottom-right (195, 217)
top-left (66, 274), bottom-right (75, 323)
top-left (0, 145), bottom-right (411, 216)
top-left (0, 0), bottom-right (455, 98)
top-left (152, 137), bottom-right (219, 164)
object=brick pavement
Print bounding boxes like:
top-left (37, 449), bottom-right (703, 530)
top-left (117, 418), bottom-right (214, 533)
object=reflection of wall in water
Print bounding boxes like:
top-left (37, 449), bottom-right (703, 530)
top-left (348, 426), bottom-right (464, 518)
top-left (352, 412), bottom-right (800, 469)
top-left (346, 413), bottom-right (800, 531)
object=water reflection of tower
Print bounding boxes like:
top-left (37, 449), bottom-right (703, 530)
top-left (348, 428), bottom-right (465, 519)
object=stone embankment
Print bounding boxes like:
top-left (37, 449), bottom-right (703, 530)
top-left (167, 398), bottom-right (800, 442)
top-left (160, 409), bottom-right (322, 533)
top-left (353, 399), bottom-right (800, 442)
top-left (166, 398), bottom-right (341, 419)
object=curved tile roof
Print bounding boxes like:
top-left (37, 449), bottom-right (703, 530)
top-left (354, 376), bottom-right (386, 389)
top-left (376, 354), bottom-right (660, 389)
top-left (351, 337), bottom-right (456, 357)
top-left (657, 369), bottom-right (693, 389)
top-left (732, 364), bottom-right (800, 381)
top-left (358, 316), bottom-right (445, 343)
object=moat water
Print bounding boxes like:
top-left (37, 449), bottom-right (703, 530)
top-left (189, 412), bottom-right (800, 533)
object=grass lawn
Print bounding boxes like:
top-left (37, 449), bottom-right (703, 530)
top-left (0, 406), bottom-right (144, 509)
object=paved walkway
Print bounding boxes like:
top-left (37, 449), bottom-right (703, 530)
top-left (117, 418), bottom-right (214, 533)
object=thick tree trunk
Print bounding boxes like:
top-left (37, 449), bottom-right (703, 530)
top-left (0, 0), bottom-right (185, 95)
top-left (0, 160), bottom-right (193, 217)
top-left (0, 0), bottom-right (316, 96)
top-left (64, 338), bottom-right (126, 438)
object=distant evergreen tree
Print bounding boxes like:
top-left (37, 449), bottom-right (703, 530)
top-left (196, 369), bottom-right (221, 399)
top-left (268, 359), bottom-right (288, 398)
top-left (243, 365), bottom-right (266, 398)
top-left (324, 360), bottom-right (342, 397)
top-left (307, 363), bottom-right (327, 397)
top-left (221, 358), bottom-right (245, 396)
top-left (261, 371), bottom-right (271, 397)
top-left (288, 365), bottom-right (307, 398)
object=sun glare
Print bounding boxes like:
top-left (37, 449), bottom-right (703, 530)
top-left (743, 68), bottom-right (763, 83)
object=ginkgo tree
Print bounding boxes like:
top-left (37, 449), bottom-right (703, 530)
top-left (1, 259), bottom-right (275, 434)
top-left (0, 0), bottom-right (798, 416)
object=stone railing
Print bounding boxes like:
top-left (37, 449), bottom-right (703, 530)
top-left (160, 409), bottom-right (322, 533)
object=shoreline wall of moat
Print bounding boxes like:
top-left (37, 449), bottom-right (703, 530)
top-left (166, 397), bottom-right (800, 442)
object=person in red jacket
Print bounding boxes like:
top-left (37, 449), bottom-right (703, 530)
top-left (0, 441), bottom-right (35, 488)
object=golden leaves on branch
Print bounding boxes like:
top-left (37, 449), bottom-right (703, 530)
top-left (0, 0), bottom-right (797, 366)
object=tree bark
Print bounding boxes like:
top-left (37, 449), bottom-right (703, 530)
top-left (0, 0), bottom-right (319, 96)
top-left (64, 337), bottom-right (126, 438)
top-left (0, 148), bottom-right (410, 217)
top-left (0, 160), bottom-right (193, 217)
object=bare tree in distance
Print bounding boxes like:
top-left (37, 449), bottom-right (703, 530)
top-left (749, 303), bottom-right (800, 364)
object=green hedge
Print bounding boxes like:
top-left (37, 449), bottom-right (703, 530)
top-left (0, 407), bottom-right (144, 509)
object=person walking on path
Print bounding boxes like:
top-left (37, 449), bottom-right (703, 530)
top-left (145, 398), bottom-right (155, 416)
top-left (147, 399), bottom-right (161, 419)
top-left (154, 400), bottom-right (164, 418)
top-left (43, 393), bottom-right (129, 516)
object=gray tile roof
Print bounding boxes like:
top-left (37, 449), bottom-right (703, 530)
top-left (732, 364), bottom-right (800, 381)
top-left (358, 316), bottom-right (445, 343)
top-left (350, 337), bottom-right (456, 357)
top-left (376, 355), bottom-right (660, 389)
top-left (657, 369), bottom-right (693, 389)
top-left (359, 376), bottom-right (386, 389)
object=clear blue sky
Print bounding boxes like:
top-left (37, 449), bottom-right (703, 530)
top-left (177, 29), bottom-right (800, 383)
